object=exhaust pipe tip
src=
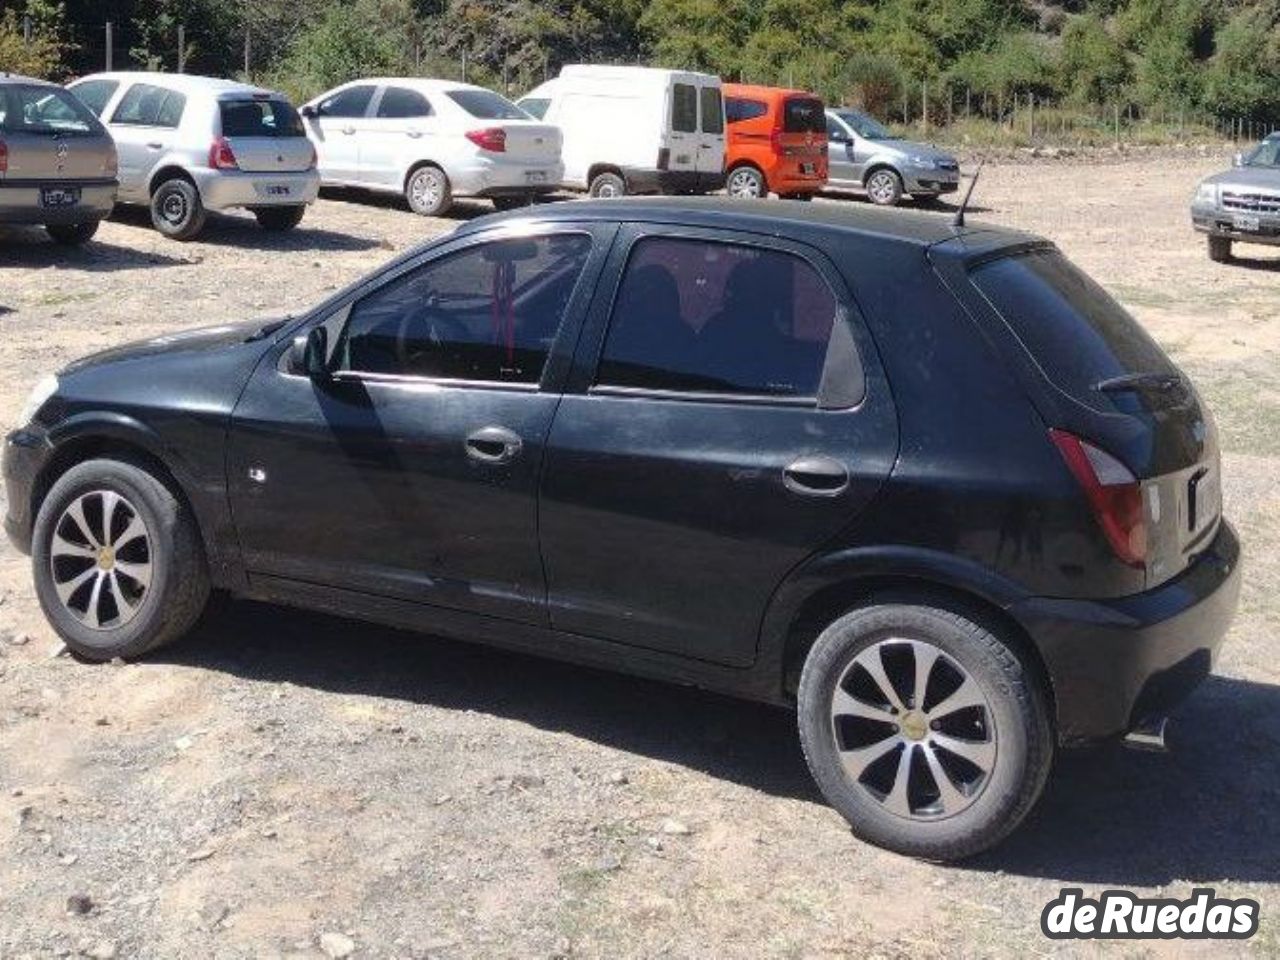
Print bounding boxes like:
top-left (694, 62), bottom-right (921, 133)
top-left (1123, 716), bottom-right (1169, 752)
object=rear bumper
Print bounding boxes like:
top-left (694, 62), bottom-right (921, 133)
top-left (622, 167), bottom-right (726, 195)
top-left (451, 158), bottom-right (564, 198)
top-left (0, 179), bottom-right (117, 224)
top-left (192, 168), bottom-right (320, 211)
top-left (1011, 521), bottom-right (1242, 745)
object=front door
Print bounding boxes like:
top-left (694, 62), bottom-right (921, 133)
top-left (309, 84), bottom-right (377, 185)
top-left (538, 226), bottom-right (898, 667)
top-left (826, 114), bottom-right (860, 187)
top-left (227, 225), bottom-right (611, 625)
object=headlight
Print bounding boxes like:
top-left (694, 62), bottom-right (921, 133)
top-left (910, 156), bottom-right (939, 169)
top-left (1194, 182), bottom-right (1218, 205)
top-left (18, 374), bottom-right (58, 427)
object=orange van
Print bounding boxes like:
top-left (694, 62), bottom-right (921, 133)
top-left (722, 83), bottom-right (828, 199)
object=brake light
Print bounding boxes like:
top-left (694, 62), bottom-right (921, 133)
top-left (657, 147), bottom-right (670, 171)
top-left (0, 139), bottom-right (8, 174)
top-left (465, 128), bottom-right (507, 153)
top-left (208, 136), bottom-right (239, 170)
top-left (770, 128), bottom-right (782, 154)
top-left (1050, 429), bottom-right (1147, 567)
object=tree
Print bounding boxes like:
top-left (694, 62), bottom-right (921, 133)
top-left (1059, 13), bottom-right (1131, 105)
top-left (1202, 4), bottom-right (1280, 122)
top-left (0, 8), bottom-right (64, 77)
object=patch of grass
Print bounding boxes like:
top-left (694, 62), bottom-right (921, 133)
top-left (31, 291), bottom-right (98, 308)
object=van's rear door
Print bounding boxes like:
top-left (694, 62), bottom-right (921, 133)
top-left (665, 81), bottom-right (700, 182)
top-left (696, 83), bottom-right (725, 180)
top-left (943, 242), bottom-right (1220, 588)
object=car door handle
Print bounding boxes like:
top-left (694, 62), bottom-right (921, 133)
top-left (146, 141), bottom-right (164, 150)
top-left (406, 130), bottom-right (423, 138)
top-left (341, 126), bottom-right (356, 135)
top-left (783, 456), bottom-right (849, 496)
top-left (465, 426), bottom-right (522, 464)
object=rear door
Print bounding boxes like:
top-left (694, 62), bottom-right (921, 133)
top-left (825, 113), bottom-right (858, 186)
top-left (538, 225), bottom-right (898, 667)
top-left (696, 83), bottom-right (725, 178)
top-left (665, 81), bottom-right (700, 181)
top-left (361, 85), bottom-right (435, 189)
top-left (105, 82), bottom-right (185, 200)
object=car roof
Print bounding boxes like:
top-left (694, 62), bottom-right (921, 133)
top-left (0, 73), bottom-right (59, 88)
top-left (723, 83), bottom-right (818, 101)
top-left (463, 196), bottom-right (1035, 252)
top-left (341, 77), bottom-right (490, 93)
top-left (71, 72), bottom-right (281, 99)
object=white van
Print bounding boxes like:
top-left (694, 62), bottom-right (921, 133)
top-left (518, 65), bottom-right (725, 197)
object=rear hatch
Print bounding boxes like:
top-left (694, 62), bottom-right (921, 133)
top-left (445, 88), bottom-right (561, 164)
top-left (959, 244), bottom-right (1220, 588)
top-left (0, 83), bottom-right (114, 180)
top-left (218, 96), bottom-right (314, 173)
top-left (777, 96), bottom-right (827, 177)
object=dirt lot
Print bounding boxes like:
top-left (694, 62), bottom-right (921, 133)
top-left (0, 152), bottom-right (1278, 960)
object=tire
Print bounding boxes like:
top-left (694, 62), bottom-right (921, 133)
top-left (588, 171), bottom-right (626, 199)
top-left (150, 177), bottom-right (207, 240)
top-left (726, 165), bottom-right (768, 199)
top-left (32, 458), bottom-right (210, 662)
top-left (491, 194), bottom-right (533, 212)
top-left (254, 205), bottom-right (306, 231)
top-left (796, 601), bottom-right (1053, 861)
top-left (1207, 235), bottom-right (1233, 263)
top-left (45, 220), bottom-right (100, 246)
top-left (864, 168), bottom-right (904, 206)
top-left (405, 165), bottom-right (452, 217)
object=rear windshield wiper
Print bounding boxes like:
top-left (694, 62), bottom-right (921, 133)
top-left (1095, 372), bottom-right (1182, 393)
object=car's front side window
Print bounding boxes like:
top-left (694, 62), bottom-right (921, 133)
top-left (1244, 139), bottom-right (1280, 168)
top-left (319, 85), bottom-right (375, 118)
top-left (336, 234), bottom-right (594, 385)
top-left (111, 83), bottom-right (174, 126)
top-left (596, 236), bottom-right (839, 399)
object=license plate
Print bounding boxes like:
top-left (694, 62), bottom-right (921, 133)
top-left (799, 163), bottom-right (816, 176)
top-left (1232, 213), bottom-right (1260, 232)
top-left (1190, 467), bottom-right (1220, 531)
top-left (263, 184), bottom-right (291, 197)
top-left (40, 187), bottom-right (80, 208)
top-left (524, 171), bottom-right (548, 184)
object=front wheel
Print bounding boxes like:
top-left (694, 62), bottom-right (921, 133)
top-left (32, 458), bottom-right (210, 662)
top-left (864, 169), bottom-right (904, 206)
top-left (150, 177), bottom-right (207, 240)
top-left (254, 205), bottom-right (306, 231)
top-left (45, 220), bottom-right (101, 246)
top-left (797, 602), bottom-right (1053, 861)
top-left (405, 166), bottom-right (453, 217)
top-left (726, 165), bottom-right (767, 199)
top-left (1207, 235), bottom-right (1233, 263)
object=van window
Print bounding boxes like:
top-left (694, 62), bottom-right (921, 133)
top-left (783, 97), bottom-right (825, 134)
top-left (220, 98), bottom-right (304, 137)
top-left (518, 98), bottom-right (549, 119)
top-left (597, 237), bottom-right (837, 399)
top-left (672, 84), bottom-right (697, 133)
top-left (377, 87), bottom-right (432, 119)
top-left (446, 89), bottom-right (527, 120)
top-left (69, 79), bottom-right (118, 118)
top-left (700, 86), bottom-right (724, 134)
top-left (726, 98), bottom-right (768, 123)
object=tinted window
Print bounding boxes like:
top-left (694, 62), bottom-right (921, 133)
top-left (783, 97), bottom-right (825, 134)
top-left (672, 84), bottom-right (697, 133)
top-left (836, 109), bottom-right (890, 140)
top-left (825, 115), bottom-right (849, 141)
top-left (1244, 138), bottom-right (1280, 167)
top-left (69, 79), bottom-right (118, 118)
top-left (519, 97), bottom-right (549, 119)
top-left (597, 237), bottom-right (837, 398)
top-left (377, 87), bottom-right (431, 119)
top-left (339, 234), bottom-right (593, 384)
top-left (446, 89), bottom-right (527, 120)
top-left (700, 86), bottom-right (724, 134)
top-left (111, 83), bottom-right (183, 127)
top-left (220, 98), bottom-right (304, 137)
top-left (726, 98), bottom-right (768, 123)
top-left (0, 84), bottom-right (101, 135)
top-left (319, 85), bottom-right (375, 118)
top-left (972, 249), bottom-right (1177, 410)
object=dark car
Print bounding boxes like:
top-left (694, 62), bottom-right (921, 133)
top-left (3, 199), bottom-right (1239, 860)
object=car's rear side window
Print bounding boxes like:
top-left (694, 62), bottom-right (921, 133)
top-left (971, 249), bottom-right (1177, 409)
top-left (446, 89), bottom-right (527, 120)
top-left (69, 79), bottom-right (119, 118)
top-left (220, 98), bottom-right (304, 137)
top-left (783, 97), bottom-right (825, 134)
top-left (378, 87), bottom-right (432, 119)
top-left (726, 98), bottom-right (768, 124)
top-left (0, 84), bottom-right (102, 135)
top-left (596, 236), bottom-right (838, 399)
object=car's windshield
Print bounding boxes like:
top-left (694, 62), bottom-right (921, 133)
top-left (0, 84), bottom-right (102, 136)
top-left (836, 110), bottom-right (891, 141)
top-left (446, 89), bottom-right (528, 120)
top-left (1243, 137), bottom-right (1280, 168)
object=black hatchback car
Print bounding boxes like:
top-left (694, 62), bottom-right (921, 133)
top-left (4, 198), bottom-right (1240, 860)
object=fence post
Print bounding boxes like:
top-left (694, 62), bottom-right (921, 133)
top-left (23, 14), bottom-right (31, 43)
top-left (1114, 103), bottom-right (1120, 144)
top-left (921, 79), bottom-right (927, 134)
top-left (105, 21), bottom-right (113, 70)
top-left (177, 24), bottom-right (185, 73)
top-left (1028, 93), bottom-right (1034, 140)
top-left (243, 24), bottom-right (251, 79)
top-left (462, 49), bottom-right (468, 83)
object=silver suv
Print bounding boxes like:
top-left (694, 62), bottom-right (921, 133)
top-left (824, 108), bottom-right (960, 206)
top-left (68, 72), bottom-right (320, 241)
top-left (1192, 133), bottom-right (1280, 262)
top-left (0, 74), bottom-right (118, 245)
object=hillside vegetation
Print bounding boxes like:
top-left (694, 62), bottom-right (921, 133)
top-left (2, 0), bottom-right (1278, 128)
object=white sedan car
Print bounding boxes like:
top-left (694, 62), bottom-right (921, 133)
top-left (301, 79), bottom-right (564, 217)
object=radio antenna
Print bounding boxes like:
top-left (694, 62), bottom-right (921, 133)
top-left (952, 156), bottom-right (986, 228)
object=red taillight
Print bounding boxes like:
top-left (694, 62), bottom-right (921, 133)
top-left (770, 128), bottom-right (782, 154)
top-left (0, 139), bottom-right (8, 174)
top-left (465, 128), bottom-right (507, 152)
top-left (1050, 429), bottom-right (1147, 567)
top-left (208, 136), bottom-right (239, 170)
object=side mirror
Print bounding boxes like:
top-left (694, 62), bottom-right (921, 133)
top-left (300, 104), bottom-right (318, 119)
top-left (289, 327), bottom-right (329, 378)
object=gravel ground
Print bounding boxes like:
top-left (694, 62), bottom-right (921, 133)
top-left (0, 154), bottom-right (1278, 959)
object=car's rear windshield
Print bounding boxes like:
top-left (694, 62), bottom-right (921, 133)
top-left (783, 97), bottom-right (825, 134)
top-left (219, 98), bottom-right (305, 137)
top-left (971, 248), bottom-right (1177, 408)
top-left (446, 89), bottom-right (528, 120)
top-left (0, 84), bottom-right (102, 136)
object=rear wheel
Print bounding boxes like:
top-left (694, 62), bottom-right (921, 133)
top-left (1207, 235), bottom-right (1233, 263)
top-left (150, 177), bottom-right (207, 240)
top-left (254, 205), bottom-right (306, 231)
top-left (32, 458), bottom-right (210, 662)
top-left (797, 601), bottom-right (1053, 861)
top-left (405, 165), bottom-right (452, 217)
top-left (588, 171), bottom-right (626, 198)
top-left (726, 165), bottom-right (767, 199)
top-left (865, 168), bottom-right (904, 206)
top-left (45, 220), bottom-right (100, 246)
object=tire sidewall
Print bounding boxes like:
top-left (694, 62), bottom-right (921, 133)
top-left (866, 169), bottom-right (903, 206)
top-left (150, 178), bottom-right (205, 240)
top-left (33, 461), bottom-right (181, 660)
top-left (406, 166), bottom-right (451, 216)
top-left (588, 173), bottom-right (626, 198)
top-left (797, 603), bottom-right (1051, 859)
top-left (727, 165), bottom-right (766, 198)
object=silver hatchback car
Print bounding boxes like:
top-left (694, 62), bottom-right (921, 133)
top-left (824, 108), bottom-right (960, 206)
top-left (0, 74), bottom-right (118, 245)
top-left (68, 72), bottom-right (319, 241)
